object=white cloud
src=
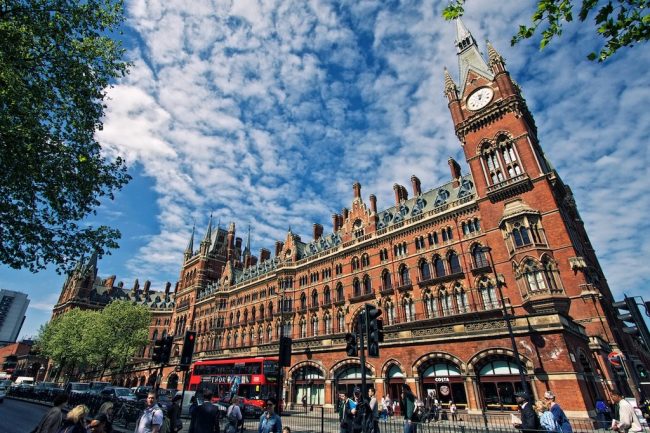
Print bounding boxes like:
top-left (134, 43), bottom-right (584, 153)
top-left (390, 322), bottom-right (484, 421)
top-left (90, 0), bottom-right (650, 301)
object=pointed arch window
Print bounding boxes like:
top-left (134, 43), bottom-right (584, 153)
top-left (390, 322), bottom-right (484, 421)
top-left (361, 253), bottom-right (370, 268)
top-left (311, 289), bottom-right (319, 307)
top-left (478, 277), bottom-right (499, 309)
top-left (311, 316), bottom-right (319, 336)
top-left (300, 293), bottom-right (307, 310)
top-left (424, 292), bottom-right (438, 318)
top-left (363, 275), bottom-right (372, 294)
top-left (433, 256), bottom-right (446, 277)
top-left (454, 285), bottom-right (469, 313)
top-left (336, 283), bottom-right (344, 302)
top-left (267, 326), bottom-right (272, 342)
top-left (403, 297), bottom-right (415, 322)
top-left (472, 245), bottom-right (489, 269)
top-left (382, 270), bottom-right (393, 290)
top-left (420, 260), bottom-right (431, 281)
top-left (385, 300), bottom-right (396, 325)
top-left (440, 290), bottom-right (451, 316)
top-left (260, 305), bottom-right (265, 320)
top-left (324, 314), bottom-right (332, 334)
top-left (300, 320), bottom-right (307, 338)
top-left (542, 256), bottom-right (561, 291)
top-left (353, 278), bottom-right (361, 297)
top-left (512, 223), bottom-right (531, 247)
top-left (448, 251), bottom-right (462, 274)
top-left (400, 266), bottom-right (410, 286)
top-left (524, 259), bottom-right (547, 292)
top-left (338, 310), bottom-right (345, 332)
top-left (324, 286), bottom-right (331, 304)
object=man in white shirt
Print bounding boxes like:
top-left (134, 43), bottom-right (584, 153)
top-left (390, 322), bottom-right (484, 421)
top-left (611, 391), bottom-right (644, 433)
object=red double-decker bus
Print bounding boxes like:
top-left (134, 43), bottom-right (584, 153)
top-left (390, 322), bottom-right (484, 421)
top-left (188, 357), bottom-right (279, 408)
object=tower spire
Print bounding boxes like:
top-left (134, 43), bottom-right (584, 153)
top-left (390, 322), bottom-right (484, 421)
top-left (202, 213), bottom-right (213, 243)
top-left (184, 224), bottom-right (195, 260)
top-left (454, 18), bottom-right (493, 94)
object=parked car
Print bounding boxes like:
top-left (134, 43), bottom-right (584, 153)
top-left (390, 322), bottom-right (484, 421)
top-left (100, 387), bottom-right (137, 403)
top-left (34, 382), bottom-right (61, 399)
top-left (64, 382), bottom-right (91, 395)
top-left (0, 385), bottom-right (6, 403)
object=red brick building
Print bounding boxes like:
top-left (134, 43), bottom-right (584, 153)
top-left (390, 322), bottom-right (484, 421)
top-left (52, 20), bottom-right (649, 417)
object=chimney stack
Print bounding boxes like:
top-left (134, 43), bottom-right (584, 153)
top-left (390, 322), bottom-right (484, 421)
top-left (411, 175), bottom-right (422, 196)
top-left (275, 241), bottom-right (284, 257)
top-left (164, 281), bottom-right (171, 295)
top-left (400, 185), bottom-right (409, 201)
top-left (143, 280), bottom-right (151, 295)
top-left (369, 194), bottom-right (377, 213)
top-left (393, 184), bottom-right (401, 205)
top-left (260, 248), bottom-right (271, 262)
top-left (353, 182), bottom-right (361, 199)
top-left (332, 214), bottom-right (339, 232)
top-left (448, 157), bottom-right (462, 187)
top-left (342, 207), bottom-right (349, 220)
top-left (313, 223), bottom-right (324, 240)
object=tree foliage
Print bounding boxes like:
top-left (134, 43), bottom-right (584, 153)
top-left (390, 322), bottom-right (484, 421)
top-left (442, 0), bottom-right (649, 61)
top-left (36, 302), bottom-right (151, 380)
top-left (0, 0), bottom-right (131, 274)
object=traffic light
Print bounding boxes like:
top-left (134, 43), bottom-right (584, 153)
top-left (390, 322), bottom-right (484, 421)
top-left (613, 296), bottom-right (650, 349)
top-left (365, 303), bottom-right (382, 358)
top-left (279, 336), bottom-right (292, 367)
top-left (345, 332), bottom-right (358, 357)
top-left (636, 363), bottom-right (649, 381)
top-left (161, 336), bottom-right (173, 364)
top-left (151, 338), bottom-right (164, 363)
top-left (179, 330), bottom-right (196, 371)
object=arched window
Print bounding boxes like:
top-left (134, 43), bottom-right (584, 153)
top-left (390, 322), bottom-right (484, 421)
top-left (542, 256), bottom-right (560, 291)
top-left (478, 276), bottom-right (499, 309)
top-left (267, 326), bottom-right (272, 342)
top-left (251, 307), bottom-right (256, 321)
top-left (312, 289), bottom-right (319, 307)
top-left (268, 302), bottom-right (274, 317)
top-left (524, 259), bottom-right (547, 292)
top-left (351, 256), bottom-right (360, 271)
top-left (472, 245), bottom-right (489, 269)
top-left (338, 310), bottom-right (345, 332)
top-left (324, 286), bottom-right (331, 304)
top-left (300, 320), bottom-right (307, 338)
top-left (353, 278), bottom-right (361, 297)
top-left (420, 260), bottom-right (431, 281)
top-left (513, 223), bottom-right (531, 247)
top-left (361, 253), bottom-right (370, 268)
top-left (382, 300), bottom-right (394, 325)
top-left (440, 290), bottom-right (451, 316)
top-left (433, 256), bottom-right (446, 277)
top-left (454, 284), bottom-right (469, 313)
top-left (363, 275), bottom-right (372, 294)
top-left (424, 292), bottom-right (438, 318)
top-left (260, 304), bottom-right (265, 320)
top-left (448, 251), bottom-right (461, 274)
top-left (403, 297), bottom-right (415, 322)
top-left (382, 270), bottom-right (392, 290)
top-left (312, 316), bottom-right (319, 336)
top-left (400, 266), bottom-right (410, 286)
top-left (336, 283), bottom-right (344, 302)
top-left (324, 314), bottom-right (332, 334)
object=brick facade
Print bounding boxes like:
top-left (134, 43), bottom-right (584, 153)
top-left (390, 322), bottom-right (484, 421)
top-left (51, 20), bottom-right (649, 417)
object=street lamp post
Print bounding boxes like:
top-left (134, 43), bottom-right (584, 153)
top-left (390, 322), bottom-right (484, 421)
top-left (276, 286), bottom-right (285, 413)
top-left (482, 246), bottom-right (529, 396)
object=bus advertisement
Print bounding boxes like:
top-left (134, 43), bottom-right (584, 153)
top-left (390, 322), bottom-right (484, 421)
top-left (188, 357), bottom-right (279, 408)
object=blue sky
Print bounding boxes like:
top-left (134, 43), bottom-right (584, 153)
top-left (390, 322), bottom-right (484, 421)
top-left (1, 1), bottom-right (649, 339)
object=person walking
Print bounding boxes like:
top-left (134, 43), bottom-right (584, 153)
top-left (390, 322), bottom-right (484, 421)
top-left (513, 392), bottom-right (540, 433)
top-left (88, 414), bottom-right (111, 433)
top-left (338, 392), bottom-right (350, 433)
top-left (401, 384), bottom-right (417, 433)
top-left (302, 394), bottom-right (308, 413)
top-left (368, 387), bottom-right (380, 433)
top-left (57, 404), bottom-right (89, 433)
top-left (346, 387), bottom-right (364, 433)
top-left (32, 393), bottom-right (69, 433)
top-left (189, 390), bottom-right (220, 433)
top-left (168, 394), bottom-right (183, 433)
top-left (535, 400), bottom-right (557, 432)
top-left (544, 391), bottom-right (573, 433)
top-left (258, 398), bottom-right (282, 433)
top-left (611, 391), bottom-right (644, 433)
top-left (135, 391), bottom-right (164, 433)
top-left (595, 398), bottom-right (611, 429)
top-left (449, 401), bottom-right (458, 422)
top-left (225, 396), bottom-right (243, 433)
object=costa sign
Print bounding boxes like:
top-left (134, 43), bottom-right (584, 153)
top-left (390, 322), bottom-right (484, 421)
top-left (608, 352), bottom-right (622, 366)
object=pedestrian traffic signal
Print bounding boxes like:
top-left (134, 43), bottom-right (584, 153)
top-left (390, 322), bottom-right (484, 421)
top-left (179, 330), bottom-right (196, 371)
top-left (279, 336), bottom-right (293, 367)
top-left (161, 336), bottom-right (173, 364)
top-left (365, 303), bottom-right (382, 358)
top-left (151, 338), bottom-right (164, 364)
top-left (636, 363), bottom-right (649, 380)
top-left (613, 296), bottom-right (650, 350)
top-left (345, 332), bottom-right (358, 357)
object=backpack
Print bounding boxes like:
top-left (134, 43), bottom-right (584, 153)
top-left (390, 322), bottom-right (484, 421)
top-left (159, 415), bottom-right (171, 433)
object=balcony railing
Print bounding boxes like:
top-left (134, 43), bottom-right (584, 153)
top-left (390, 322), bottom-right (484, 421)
top-left (379, 285), bottom-right (394, 296)
top-left (349, 290), bottom-right (376, 302)
top-left (417, 271), bottom-right (464, 286)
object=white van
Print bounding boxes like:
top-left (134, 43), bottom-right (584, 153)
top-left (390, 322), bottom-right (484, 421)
top-left (14, 376), bottom-right (35, 386)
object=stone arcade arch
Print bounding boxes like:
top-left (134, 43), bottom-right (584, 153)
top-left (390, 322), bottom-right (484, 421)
top-left (414, 352), bottom-right (468, 409)
top-left (288, 361), bottom-right (326, 406)
top-left (331, 359), bottom-right (376, 405)
top-left (468, 349), bottom-right (534, 411)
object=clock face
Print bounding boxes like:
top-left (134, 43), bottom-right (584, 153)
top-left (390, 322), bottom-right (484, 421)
top-left (467, 87), bottom-right (494, 111)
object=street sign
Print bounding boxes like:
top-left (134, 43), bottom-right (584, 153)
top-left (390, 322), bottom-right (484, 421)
top-left (608, 351), bottom-right (622, 366)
